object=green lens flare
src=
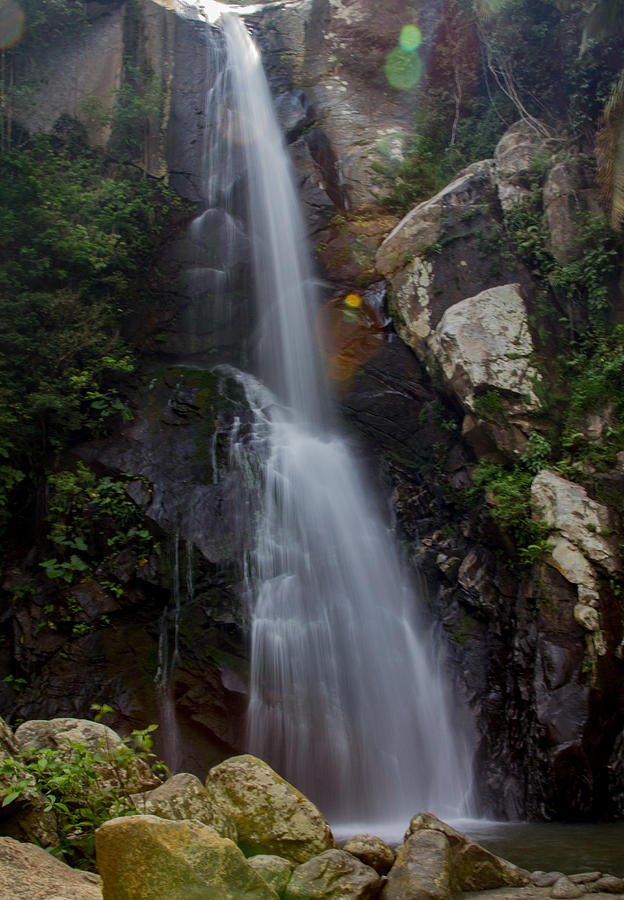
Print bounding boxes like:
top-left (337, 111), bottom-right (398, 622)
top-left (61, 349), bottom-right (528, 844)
top-left (399, 24), bottom-right (422, 52)
top-left (384, 47), bottom-right (423, 91)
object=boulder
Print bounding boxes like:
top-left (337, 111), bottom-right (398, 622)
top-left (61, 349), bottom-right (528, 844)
top-left (205, 755), bottom-right (335, 864)
top-left (131, 772), bottom-right (237, 841)
top-left (343, 833), bottom-right (395, 875)
top-left (375, 161), bottom-right (501, 354)
top-left (284, 848), bottom-right (381, 899)
top-left (381, 829), bottom-right (453, 900)
top-left (427, 284), bottom-right (540, 417)
top-left (14, 718), bottom-right (161, 793)
top-left (248, 854), bottom-right (295, 896)
top-left (0, 836), bottom-right (102, 900)
top-left (406, 813), bottom-right (530, 891)
top-left (550, 875), bottom-right (585, 898)
top-left (95, 815), bottom-right (278, 899)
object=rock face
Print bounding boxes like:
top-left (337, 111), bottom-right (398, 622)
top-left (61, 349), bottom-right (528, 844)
top-left (0, 836), bottom-right (102, 900)
top-left (205, 755), bottom-right (336, 864)
top-left (95, 815), bottom-right (278, 900)
top-left (284, 849), bottom-right (381, 899)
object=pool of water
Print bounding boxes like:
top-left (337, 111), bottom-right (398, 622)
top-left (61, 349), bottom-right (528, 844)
top-left (463, 820), bottom-right (624, 877)
top-left (333, 819), bottom-right (624, 877)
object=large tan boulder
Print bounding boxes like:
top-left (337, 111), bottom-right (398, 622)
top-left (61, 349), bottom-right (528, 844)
top-left (131, 772), bottom-right (237, 841)
top-left (95, 814), bottom-right (278, 899)
top-left (382, 829), bottom-right (454, 900)
top-left (0, 836), bottom-right (102, 900)
top-left (406, 813), bottom-right (530, 892)
top-left (14, 718), bottom-right (161, 793)
top-left (284, 848), bottom-right (381, 899)
top-left (205, 755), bottom-right (335, 864)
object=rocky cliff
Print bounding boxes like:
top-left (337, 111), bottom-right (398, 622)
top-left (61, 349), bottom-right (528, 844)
top-left (1, 0), bottom-right (623, 822)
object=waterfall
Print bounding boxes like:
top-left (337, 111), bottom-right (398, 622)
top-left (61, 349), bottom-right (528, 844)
top-left (175, 0), bottom-right (474, 831)
top-left (155, 533), bottom-right (194, 773)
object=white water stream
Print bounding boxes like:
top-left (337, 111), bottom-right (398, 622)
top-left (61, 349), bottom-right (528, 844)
top-left (175, 0), bottom-right (474, 831)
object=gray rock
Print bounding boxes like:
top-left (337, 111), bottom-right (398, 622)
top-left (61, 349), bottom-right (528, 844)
top-left (550, 875), bottom-right (585, 898)
top-left (589, 875), bottom-right (624, 893)
top-left (284, 849), bottom-right (381, 899)
top-left (569, 872), bottom-right (602, 884)
top-left (531, 871), bottom-right (566, 887)
top-left (343, 833), bottom-right (395, 875)
top-left (494, 119), bottom-right (548, 210)
top-left (381, 830), bottom-right (453, 900)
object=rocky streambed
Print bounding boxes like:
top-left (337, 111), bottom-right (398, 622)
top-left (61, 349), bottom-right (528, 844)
top-left (0, 717), bottom-right (623, 899)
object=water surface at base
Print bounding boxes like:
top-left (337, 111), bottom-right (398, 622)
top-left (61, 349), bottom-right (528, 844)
top-left (333, 819), bottom-right (624, 877)
top-left (466, 821), bottom-right (624, 877)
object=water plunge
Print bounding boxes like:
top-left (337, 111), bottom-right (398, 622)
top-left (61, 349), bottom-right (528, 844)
top-left (176, 0), bottom-right (474, 830)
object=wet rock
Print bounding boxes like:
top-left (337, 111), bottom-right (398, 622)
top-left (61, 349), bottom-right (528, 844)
top-left (0, 836), bottom-right (102, 900)
top-left (569, 873), bottom-right (602, 884)
top-left (589, 875), bottom-right (624, 893)
top-left (407, 814), bottom-right (530, 891)
top-left (550, 875), bottom-right (585, 898)
top-left (343, 833), bottom-right (395, 875)
top-left (381, 830), bottom-right (453, 900)
top-left (131, 772), bottom-right (237, 841)
top-left (95, 815), bottom-right (277, 899)
top-left (205, 755), bottom-right (335, 864)
top-left (248, 854), bottom-right (295, 896)
top-left (532, 872), bottom-right (565, 887)
top-left (284, 848), bottom-right (381, 899)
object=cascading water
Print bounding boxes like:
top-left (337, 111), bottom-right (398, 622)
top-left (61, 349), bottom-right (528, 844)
top-left (175, 0), bottom-right (474, 832)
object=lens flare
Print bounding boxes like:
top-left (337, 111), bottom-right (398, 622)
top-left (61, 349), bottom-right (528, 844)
top-left (0, 0), bottom-right (25, 49)
top-left (344, 293), bottom-right (362, 308)
top-left (399, 24), bottom-right (422, 52)
top-left (384, 47), bottom-right (423, 91)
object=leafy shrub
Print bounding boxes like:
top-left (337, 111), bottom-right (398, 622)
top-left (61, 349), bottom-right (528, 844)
top-left (0, 719), bottom-right (165, 869)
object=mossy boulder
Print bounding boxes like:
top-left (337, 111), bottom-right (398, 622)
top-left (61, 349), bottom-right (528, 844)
top-left (205, 754), bottom-right (335, 864)
top-left (284, 849), bottom-right (381, 899)
top-left (131, 772), bottom-right (237, 841)
top-left (248, 854), bottom-right (295, 896)
top-left (95, 814), bottom-right (278, 899)
top-left (382, 830), bottom-right (454, 900)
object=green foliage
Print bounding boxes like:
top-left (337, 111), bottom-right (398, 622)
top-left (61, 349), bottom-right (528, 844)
top-left (38, 462), bottom-right (155, 592)
top-left (0, 719), bottom-right (165, 869)
top-left (471, 458), bottom-right (551, 560)
top-left (0, 133), bottom-right (189, 528)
